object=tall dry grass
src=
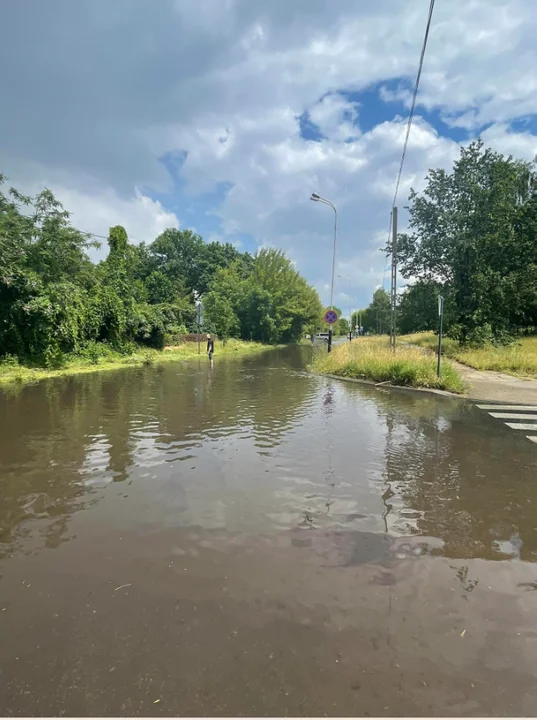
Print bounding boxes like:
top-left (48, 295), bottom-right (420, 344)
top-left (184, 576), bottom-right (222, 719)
top-left (404, 332), bottom-right (537, 377)
top-left (311, 339), bottom-right (465, 393)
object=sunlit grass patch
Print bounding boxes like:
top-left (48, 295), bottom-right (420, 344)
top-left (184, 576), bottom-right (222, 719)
top-left (403, 332), bottom-right (537, 377)
top-left (311, 338), bottom-right (465, 393)
top-left (0, 340), bottom-right (272, 388)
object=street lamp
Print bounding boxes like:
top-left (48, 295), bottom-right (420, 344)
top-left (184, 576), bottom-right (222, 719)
top-left (310, 193), bottom-right (337, 353)
top-left (338, 274), bottom-right (352, 341)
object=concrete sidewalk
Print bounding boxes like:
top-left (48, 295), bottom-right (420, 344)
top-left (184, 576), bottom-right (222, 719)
top-left (453, 361), bottom-right (537, 404)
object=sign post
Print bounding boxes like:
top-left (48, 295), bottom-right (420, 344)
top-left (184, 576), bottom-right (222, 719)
top-left (323, 309), bottom-right (338, 354)
top-left (196, 301), bottom-right (203, 355)
top-left (437, 295), bottom-right (444, 378)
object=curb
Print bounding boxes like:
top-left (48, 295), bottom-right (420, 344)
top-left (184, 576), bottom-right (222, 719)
top-left (319, 373), bottom-right (466, 400)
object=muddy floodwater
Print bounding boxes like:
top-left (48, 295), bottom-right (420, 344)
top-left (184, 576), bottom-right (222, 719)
top-left (1, 347), bottom-right (537, 716)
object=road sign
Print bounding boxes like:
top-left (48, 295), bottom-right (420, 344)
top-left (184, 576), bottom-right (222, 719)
top-left (324, 309), bottom-right (338, 325)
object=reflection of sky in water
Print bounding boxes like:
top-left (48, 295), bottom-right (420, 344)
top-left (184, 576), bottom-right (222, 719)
top-left (1, 348), bottom-right (537, 562)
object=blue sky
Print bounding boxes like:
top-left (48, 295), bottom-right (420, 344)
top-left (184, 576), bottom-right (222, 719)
top-left (1, 0), bottom-right (537, 311)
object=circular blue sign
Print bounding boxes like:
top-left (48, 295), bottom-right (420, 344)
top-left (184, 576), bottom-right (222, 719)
top-left (324, 309), bottom-right (338, 325)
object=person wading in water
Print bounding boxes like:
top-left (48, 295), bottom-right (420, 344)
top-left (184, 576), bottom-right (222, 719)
top-left (206, 334), bottom-right (214, 361)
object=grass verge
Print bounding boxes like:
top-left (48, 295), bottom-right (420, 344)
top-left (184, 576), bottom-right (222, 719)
top-left (403, 332), bottom-right (537, 377)
top-left (310, 338), bottom-right (465, 393)
top-left (0, 339), bottom-right (273, 388)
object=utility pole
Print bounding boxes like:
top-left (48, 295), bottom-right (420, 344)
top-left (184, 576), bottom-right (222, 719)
top-left (390, 207), bottom-right (398, 351)
top-left (437, 295), bottom-right (444, 378)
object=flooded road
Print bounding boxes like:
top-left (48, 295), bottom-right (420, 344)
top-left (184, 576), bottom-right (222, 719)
top-left (1, 346), bottom-right (537, 716)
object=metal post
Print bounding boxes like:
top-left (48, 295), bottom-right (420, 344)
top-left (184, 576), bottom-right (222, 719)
top-left (310, 193), bottom-right (337, 355)
top-left (348, 280), bottom-right (351, 341)
top-left (437, 295), bottom-right (444, 378)
top-left (329, 208), bottom-right (337, 313)
top-left (197, 302), bottom-right (202, 355)
top-left (390, 207), bottom-right (398, 351)
top-left (328, 206), bottom-right (337, 354)
top-left (338, 274), bottom-right (352, 342)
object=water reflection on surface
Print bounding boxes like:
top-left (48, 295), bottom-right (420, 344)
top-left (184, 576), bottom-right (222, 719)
top-left (1, 347), bottom-right (537, 715)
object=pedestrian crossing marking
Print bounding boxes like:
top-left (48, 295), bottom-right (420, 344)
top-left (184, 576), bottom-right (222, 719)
top-left (504, 423), bottom-right (537, 431)
top-left (477, 405), bottom-right (537, 412)
top-left (474, 402), bottom-right (537, 445)
top-left (488, 412), bottom-right (537, 421)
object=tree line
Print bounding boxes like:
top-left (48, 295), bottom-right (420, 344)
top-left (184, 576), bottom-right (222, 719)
top-left (356, 141), bottom-right (537, 344)
top-left (0, 175), bottom-right (323, 366)
top-left (397, 140), bottom-right (537, 343)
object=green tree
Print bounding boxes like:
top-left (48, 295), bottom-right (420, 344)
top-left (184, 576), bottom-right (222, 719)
top-left (241, 249), bottom-right (322, 343)
top-left (0, 179), bottom-right (98, 363)
top-left (397, 140), bottom-right (537, 343)
top-left (351, 309), bottom-right (366, 334)
top-left (0, 175), bottom-right (324, 363)
top-left (397, 280), bottom-right (446, 335)
top-left (361, 288), bottom-right (391, 334)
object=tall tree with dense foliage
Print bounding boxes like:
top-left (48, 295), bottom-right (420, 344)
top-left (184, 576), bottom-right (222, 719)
top-left (359, 288), bottom-right (391, 334)
top-left (396, 140), bottom-right (537, 343)
top-left (204, 249), bottom-right (323, 343)
top-left (397, 281), bottom-right (446, 335)
top-left (1, 176), bottom-right (322, 366)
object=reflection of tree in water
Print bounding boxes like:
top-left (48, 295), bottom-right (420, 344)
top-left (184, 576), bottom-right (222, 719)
top-left (154, 348), bottom-right (317, 453)
top-left (0, 378), bottom-right (100, 555)
top-left (377, 392), bottom-right (537, 561)
top-left (0, 348), bottom-right (316, 554)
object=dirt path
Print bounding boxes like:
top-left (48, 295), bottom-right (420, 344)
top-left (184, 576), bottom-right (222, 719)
top-left (401, 340), bottom-right (537, 403)
top-left (452, 361), bottom-right (537, 403)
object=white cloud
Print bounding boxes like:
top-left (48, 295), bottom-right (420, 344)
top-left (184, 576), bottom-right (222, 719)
top-left (55, 186), bottom-right (180, 254)
top-left (480, 124), bottom-right (537, 160)
top-left (3, 165), bottom-right (180, 258)
top-left (308, 93), bottom-right (360, 141)
top-left (2, 0), bottom-right (537, 304)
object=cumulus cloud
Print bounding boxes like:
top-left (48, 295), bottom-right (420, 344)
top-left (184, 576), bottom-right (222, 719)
top-left (1, 163), bottom-right (179, 258)
top-left (1, 0), bottom-right (537, 305)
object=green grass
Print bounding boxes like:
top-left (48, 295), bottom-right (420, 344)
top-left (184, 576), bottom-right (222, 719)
top-left (403, 332), bottom-right (537, 377)
top-left (310, 338), bottom-right (465, 393)
top-left (0, 339), bottom-right (273, 388)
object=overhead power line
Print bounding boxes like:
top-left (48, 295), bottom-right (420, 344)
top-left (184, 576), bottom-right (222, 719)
top-left (392, 0), bottom-right (436, 210)
top-left (386, 0), bottom-right (436, 347)
top-left (383, 0), bottom-right (436, 294)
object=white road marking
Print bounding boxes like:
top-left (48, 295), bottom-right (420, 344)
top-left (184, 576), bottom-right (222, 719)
top-left (475, 403), bottom-right (537, 444)
top-left (505, 423), bottom-right (537, 430)
top-left (477, 405), bottom-right (537, 412)
top-left (488, 412), bottom-right (537, 420)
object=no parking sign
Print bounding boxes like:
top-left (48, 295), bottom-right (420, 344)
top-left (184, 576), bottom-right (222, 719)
top-left (324, 309), bottom-right (338, 325)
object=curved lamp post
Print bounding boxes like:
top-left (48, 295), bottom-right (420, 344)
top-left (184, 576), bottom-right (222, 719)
top-left (310, 193), bottom-right (337, 352)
